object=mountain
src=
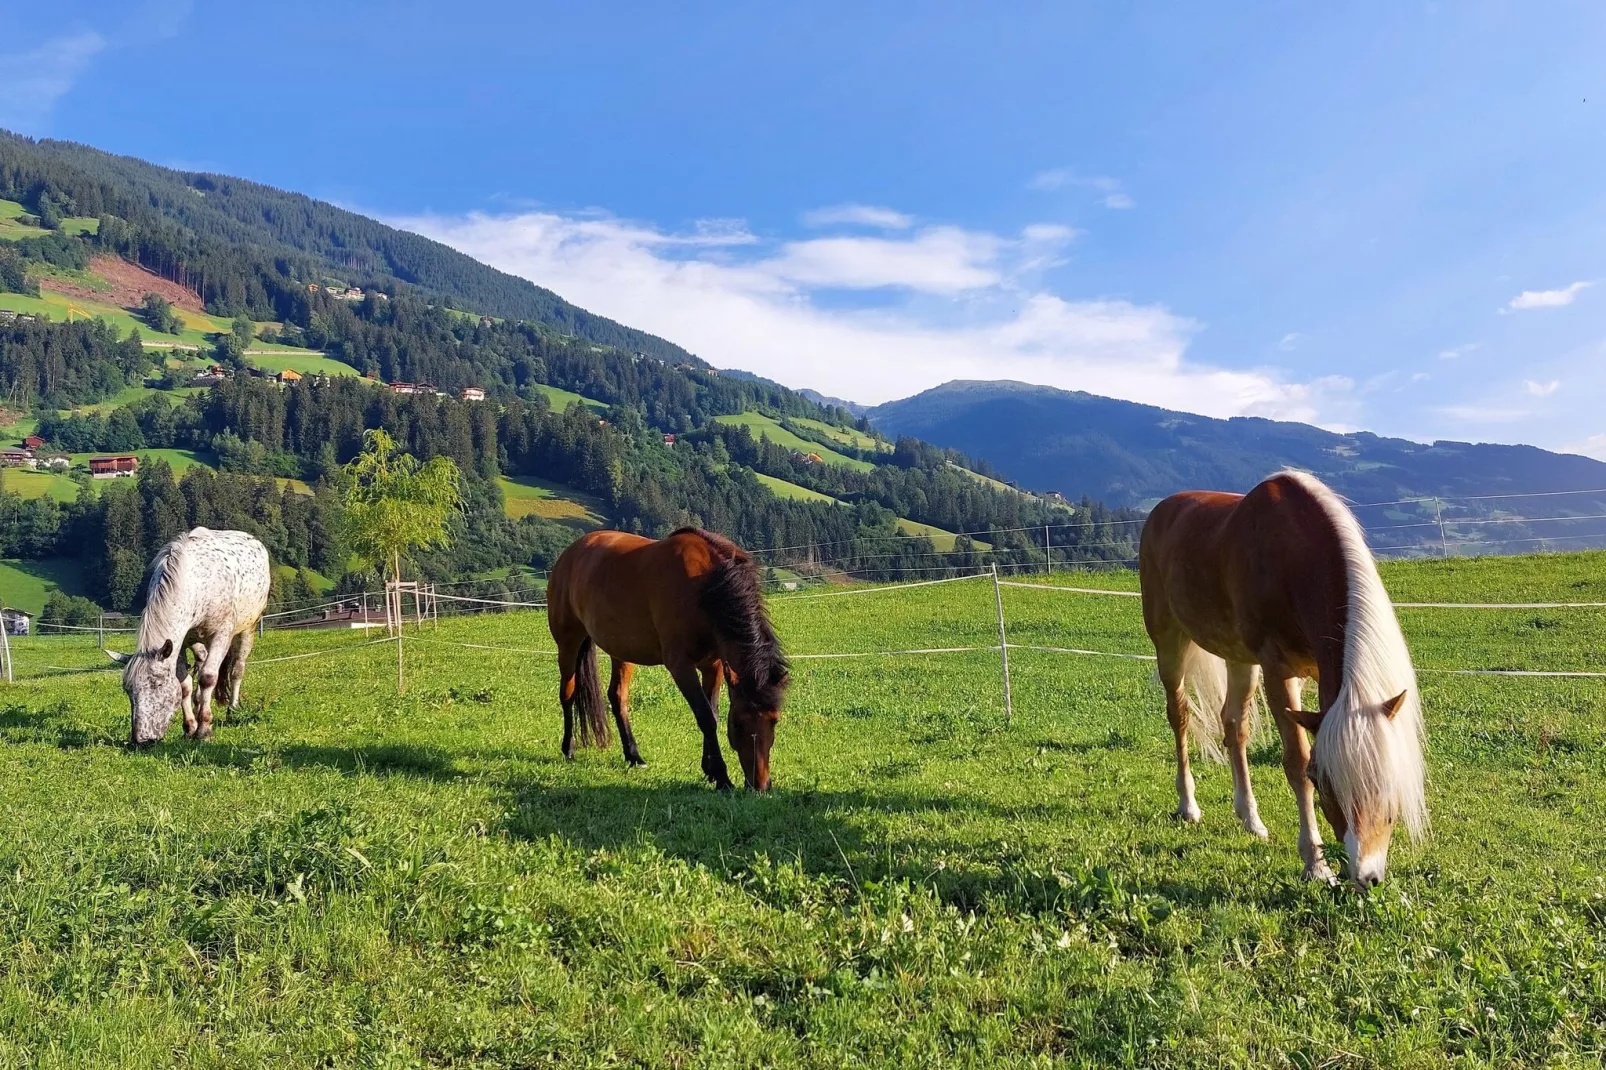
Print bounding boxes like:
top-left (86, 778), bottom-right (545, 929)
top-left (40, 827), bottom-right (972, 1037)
top-left (868, 380), bottom-right (1606, 554)
top-left (0, 130), bottom-right (698, 366)
top-left (0, 134), bottom-right (1141, 614)
top-left (797, 388), bottom-right (868, 417)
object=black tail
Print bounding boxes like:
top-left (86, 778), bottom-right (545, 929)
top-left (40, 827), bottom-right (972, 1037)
top-left (572, 638), bottom-right (611, 747)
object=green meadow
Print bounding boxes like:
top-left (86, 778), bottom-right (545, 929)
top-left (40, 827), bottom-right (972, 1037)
top-left (0, 550), bottom-right (1600, 1064)
top-left (713, 412), bottom-right (876, 471)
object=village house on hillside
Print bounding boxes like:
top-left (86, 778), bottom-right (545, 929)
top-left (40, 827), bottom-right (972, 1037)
top-left (89, 455), bottom-right (139, 479)
top-left (277, 369), bottom-right (302, 385)
top-left (22, 435), bottom-right (44, 450)
top-left (0, 447), bottom-right (36, 469)
top-left (460, 386), bottom-right (486, 402)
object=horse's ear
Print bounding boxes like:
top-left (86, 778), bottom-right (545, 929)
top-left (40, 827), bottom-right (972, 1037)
top-left (159, 638), bottom-right (174, 660)
top-left (105, 649), bottom-right (130, 664)
top-left (1382, 691), bottom-right (1408, 719)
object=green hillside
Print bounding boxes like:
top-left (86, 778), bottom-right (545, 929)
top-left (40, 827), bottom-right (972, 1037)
top-left (497, 475), bottom-right (606, 526)
top-left (713, 412), bottom-right (874, 471)
top-left (754, 472), bottom-right (842, 503)
top-left (0, 557), bottom-right (88, 615)
top-left (533, 384), bottom-right (606, 413)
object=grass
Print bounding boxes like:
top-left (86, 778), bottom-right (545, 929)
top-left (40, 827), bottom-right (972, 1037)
top-left (2, 469), bottom-right (80, 502)
top-left (713, 412), bottom-right (876, 471)
top-left (64, 448), bottom-right (212, 473)
top-left (0, 550), bottom-right (1602, 1064)
top-left (243, 351), bottom-right (360, 377)
top-left (496, 475), bottom-right (607, 526)
top-left (895, 517), bottom-right (991, 551)
top-left (533, 383), bottom-right (607, 414)
top-left (0, 200), bottom-right (98, 241)
top-left (754, 472), bottom-right (842, 504)
top-left (790, 415), bottom-right (891, 453)
top-left (0, 557), bottom-right (88, 615)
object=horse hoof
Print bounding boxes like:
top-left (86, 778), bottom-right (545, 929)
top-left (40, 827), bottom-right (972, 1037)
top-left (626, 757), bottom-right (648, 768)
top-left (1303, 861), bottom-right (1338, 886)
top-left (1174, 806), bottom-right (1202, 824)
top-left (1245, 821), bottom-right (1269, 841)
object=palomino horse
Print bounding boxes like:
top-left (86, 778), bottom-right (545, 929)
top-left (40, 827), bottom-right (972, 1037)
top-left (546, 527), bottom-right (791, 790)
top-left (109, 527), bottom-right (272, 746)
top-left (1139, 471), bottom-right (1426, 887)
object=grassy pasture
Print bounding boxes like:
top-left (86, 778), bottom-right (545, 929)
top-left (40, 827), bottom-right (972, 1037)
top-left (533, 383), bottom-right (607, 414)
top-left (754, 471), bottom-right (841, 504)
top-left (713, 412), bottom-right (875, 471)
top-left (0, 557), bottom-right (89, 615)
top-left (243, 350), bottom-right (361, 377)
top-left (497, 475), bottom-right (607, 526)
top-left (789, 415), bottom-right (891, 454)
top-left (0, 551), bottom-right (1602, 1064)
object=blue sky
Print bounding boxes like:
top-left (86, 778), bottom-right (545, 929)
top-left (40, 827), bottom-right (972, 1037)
top-left (4, 1), bottom-right (1604, 454)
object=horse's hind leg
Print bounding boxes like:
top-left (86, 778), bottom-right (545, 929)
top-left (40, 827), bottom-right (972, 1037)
top-left (1266, 674), bottom-right (1334, 884)
top-left (1154, 635), bottom-right (1201, 823)
top-left (608, 658), bottom-right (646, 767)
top-left (1224, 661), bottom-right (1268, 840)
top-left (557, 637), bottom-right (582, 760)
top-left (223, 629), bottom-right (255, 709)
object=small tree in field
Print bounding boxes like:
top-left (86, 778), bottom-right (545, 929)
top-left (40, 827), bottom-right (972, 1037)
top-left (339, 429), bottom-right (462, 601)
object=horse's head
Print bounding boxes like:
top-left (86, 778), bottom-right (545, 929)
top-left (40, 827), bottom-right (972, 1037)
top-left (725, 664), bottom-right (790, 791)
top-left (110, 638), bottom-right (183, 747)
top-left (1309, 689), bottom-right (1425, 889)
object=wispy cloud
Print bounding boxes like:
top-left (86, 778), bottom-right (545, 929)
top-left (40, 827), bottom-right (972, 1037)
top-left (1437, 342), bottom-right (1480, 360)
top-left (1502, 280), bottom-right (1592, 312)
top-left (1524, 379), bottom-right (1561, 397)
top-left (1562, 433), bottom-right (1606, 461)
top-left (399, 207), bottom-right (1334, 416)
top-left (1278, 332), bottom-right (1301, 352)
top-left (0, 31), bottom-right (107, 132)
top-left (1436, 404), bottom-right (1532, 423)
top-left (801, 204), bottom-right (912, 230)
top-left (1029, 168), bottom-right (1134, 209)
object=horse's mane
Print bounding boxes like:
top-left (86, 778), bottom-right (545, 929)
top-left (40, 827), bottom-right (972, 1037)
top-left (1275, 471), bottom-right (1428, 840)
top-left (136, 533), bottom-right (191, 653)
top-left (675, 527), bottom-right (790, 710)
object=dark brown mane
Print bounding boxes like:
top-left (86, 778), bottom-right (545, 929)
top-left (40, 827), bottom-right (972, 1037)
top-left (677, 527), bottom-right (790, 710)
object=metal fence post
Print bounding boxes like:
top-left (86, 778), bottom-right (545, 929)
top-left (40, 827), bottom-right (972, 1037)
top-left (0, 609), bottom-right (12, 684)
top-left (990, 563), bottom-right (1013, 727)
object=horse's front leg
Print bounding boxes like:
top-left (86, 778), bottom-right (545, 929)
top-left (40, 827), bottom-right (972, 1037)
top-left (1266, 673), bottom-right (1334, 884)
top-left (190, 638), bottom-right (229, 741)
top-left (668, 659), bottom-right (733, 790)
top-left (181, 642), bottom-right (205, 737)
top-left (1224, 661), bottom-right (1267, 839)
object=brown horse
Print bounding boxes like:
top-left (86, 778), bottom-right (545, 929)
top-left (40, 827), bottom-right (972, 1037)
top-left (1139, 471), bottom-right (1427, 887)
top-left (545, 527), bottom-right (790, 790)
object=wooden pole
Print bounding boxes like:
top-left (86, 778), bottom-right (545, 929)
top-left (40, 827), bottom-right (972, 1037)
top-left (990, 563), bottom-right (1012, 728)
top-left (1433, 497), bottom-right (1449, 558)
top-left (98, 613), bottom-right (104, 650)
top-left (1043, 523), bottom-right (1051, 575)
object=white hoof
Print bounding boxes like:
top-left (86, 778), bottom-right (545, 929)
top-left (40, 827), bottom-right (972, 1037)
top-left (1174, 804), bottom-right (1202, 824)
top-left (1245, 820), bottom-right (1269, 841)
top-left (1303, 859), bottom-right (1338, 886)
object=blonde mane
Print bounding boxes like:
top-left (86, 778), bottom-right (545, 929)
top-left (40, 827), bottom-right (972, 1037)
top-left (1278, 470), bottom-right (1428, 840)
top-left (135, 535), bottom-right (194, 653)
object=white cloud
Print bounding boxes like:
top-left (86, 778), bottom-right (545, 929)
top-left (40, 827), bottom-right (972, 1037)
top-left (1437, 342), bottom-right (1480, 360)
top-left (801, 204), bottom-right (912, 230)
top-left (1436, 404), bottom-right (1532, 423)
top-left (1279, 332), bottom-right (1301, 351)
top-left (0, 31), bottom-right (106, 132)
top-left (1525, 378), bottom-right (1561, 397)
top-left (399, 207), bottom-right (1338, 416)
top-left (1029, 168), bottom-right (1135, 209)
top-left (1503, 280), bottom-right (1592, 312)
top-left (1563, 433), bottom-right (1606, 461)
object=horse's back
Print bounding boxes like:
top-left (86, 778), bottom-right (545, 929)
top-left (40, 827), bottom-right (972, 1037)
top-left (1140, 473), bottom-right (1349, 669)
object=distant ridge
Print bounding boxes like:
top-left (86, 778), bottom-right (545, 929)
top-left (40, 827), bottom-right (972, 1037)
top-left (868, 379), bottom-right (1606, 552)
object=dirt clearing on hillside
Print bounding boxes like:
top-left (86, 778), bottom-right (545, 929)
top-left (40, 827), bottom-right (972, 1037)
top-left (39, 256), bottom-right (204, 312)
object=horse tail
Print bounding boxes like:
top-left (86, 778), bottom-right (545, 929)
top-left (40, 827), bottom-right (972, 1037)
top-left (1180, 643), bottom-right (1230, 763)
top-left (571, 637), bottom-right (611, 748)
